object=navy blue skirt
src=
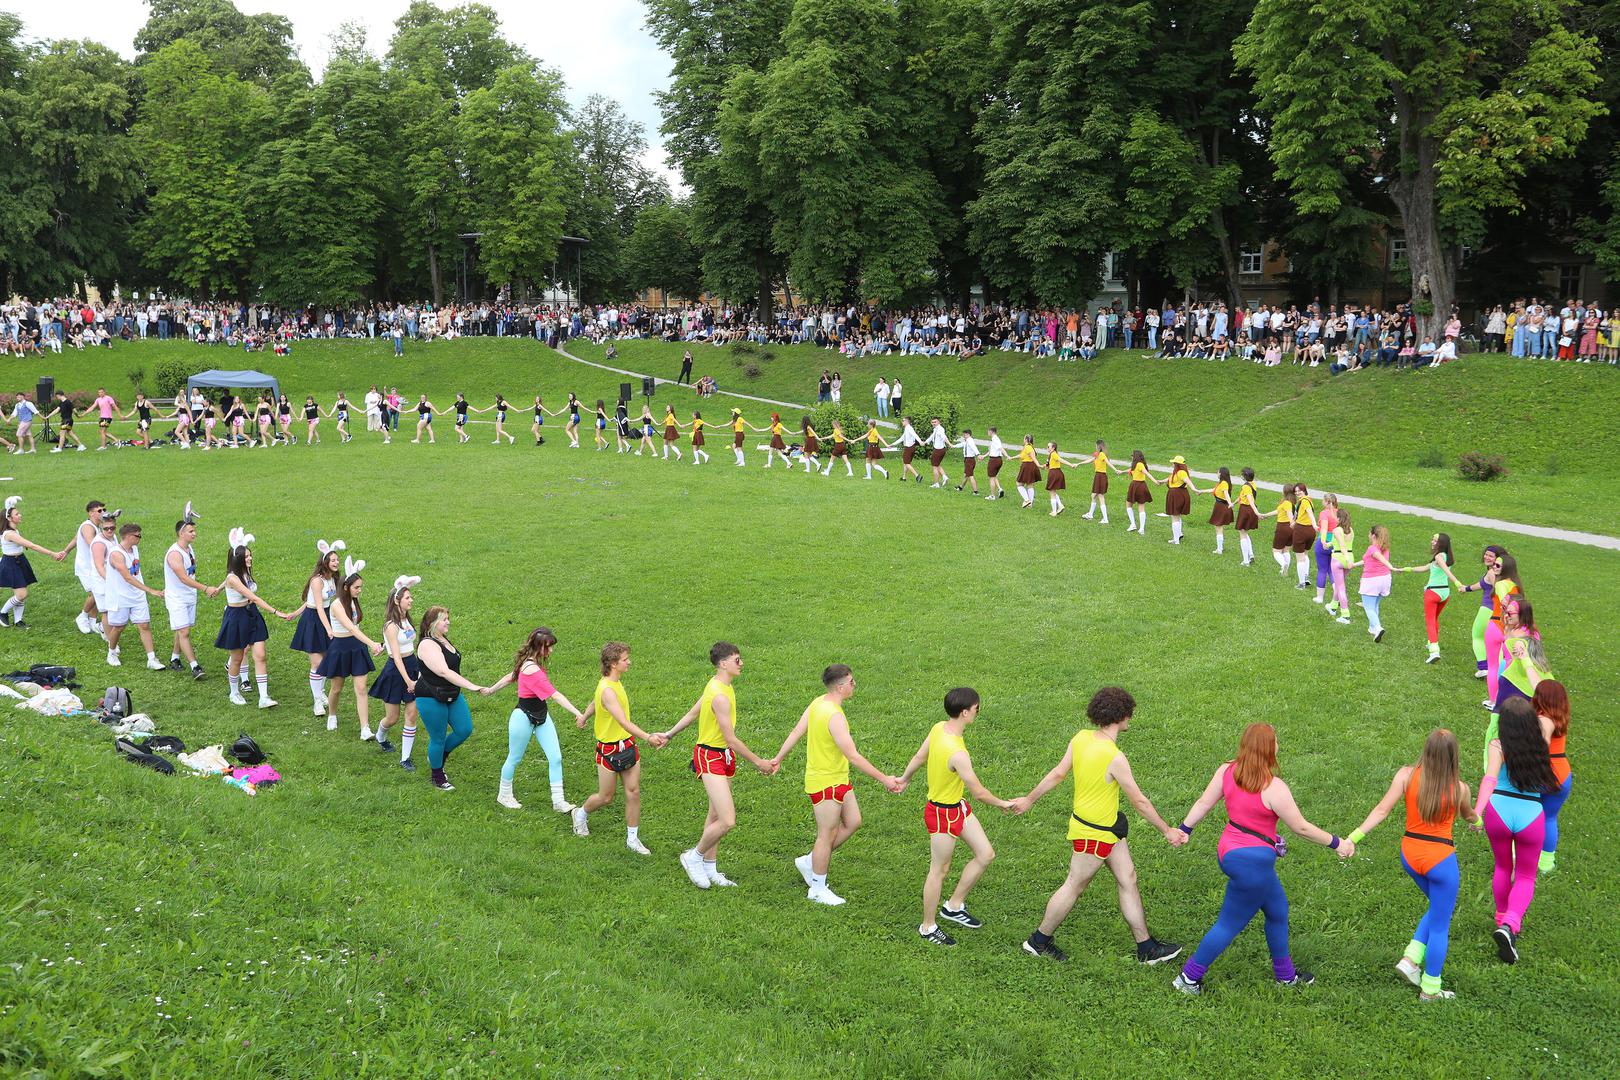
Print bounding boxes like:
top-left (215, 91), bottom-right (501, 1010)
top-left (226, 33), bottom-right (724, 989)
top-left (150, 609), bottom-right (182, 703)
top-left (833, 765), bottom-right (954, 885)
top-left (0, 553), bottom-right (37, 588)
top-left (369, 654), bottom-right (421, 704)
top-left (317, 635), bottom-right (375, 678)
top-left (289, 607), bottom-right (331, 653)
top-left (216, 605), bottom-right (269, 650)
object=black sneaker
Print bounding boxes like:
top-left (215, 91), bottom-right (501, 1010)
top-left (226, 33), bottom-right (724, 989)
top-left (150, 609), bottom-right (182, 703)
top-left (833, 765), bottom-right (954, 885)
top-left (1277, 970), bottom-right (1315, 988)
top-left (1022, 936), bottom-right (1067, 962)
top-left (11, 620), bottom-right (27, 630)
top-left (192, 665), bottom-right (206, 680)
top-left (168, 657), bottom-right (183, 670)
top-left (1493, 925), bottom-right (1518, 964)
top-left (1137, 938), bottom-right (1183, 965)
top-left (939, 904), bottom-right (982, 929)
top-left (920, 926), bottom-right (956, 947)
top-left (0, 612), bottom-right (10, 627)
top-left (432, 774), bottom-right (454, 791)
top-left (399, 759), bottom-right (416, 773)
top-left (375, 736), bottom-right (395, 753)
top-left (1374, 628), bottom-right (1386, 643)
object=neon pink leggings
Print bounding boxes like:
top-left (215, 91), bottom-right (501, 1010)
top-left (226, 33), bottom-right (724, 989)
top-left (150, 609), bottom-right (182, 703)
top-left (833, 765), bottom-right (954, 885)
top-left (1423, 589), bottom-right (1448, 646)
top-left (1484, 620), bottom-right (1505, 701)
top-left (1331, 562), bottom-right (1349, 609)
top-left (1483, 802), bottom-right (1543, 934)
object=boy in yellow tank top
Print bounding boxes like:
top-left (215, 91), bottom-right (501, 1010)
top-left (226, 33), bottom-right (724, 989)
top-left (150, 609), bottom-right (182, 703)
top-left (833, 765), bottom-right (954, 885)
top-left (771, 664), bottom-right (903, 906)
top-left (572, 642), bottom-right (668, 854)
top-left (1011, 687), bottom-right (1186, 964)
top-left (658, 641), bottom-right (777, 890)
top-left (897, 688), bottom-right (1019, 946)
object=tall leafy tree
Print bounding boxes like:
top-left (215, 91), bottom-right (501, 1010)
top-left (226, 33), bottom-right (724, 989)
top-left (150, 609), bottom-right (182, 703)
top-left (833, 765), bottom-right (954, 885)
top-left (562, 94), bottom-right (670, 302)
top-left (134, 0), bottom-right (304, 86)
top-left (132, 39), bottom-right (271, 296)
top-left (1237, 0), bottom-right (1604, 337)
top-left (624, 198), bottom-right (704, 302)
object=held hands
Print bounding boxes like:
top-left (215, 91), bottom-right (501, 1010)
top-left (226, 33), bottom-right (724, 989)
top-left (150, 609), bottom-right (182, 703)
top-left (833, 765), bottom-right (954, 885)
top-left (405, 679), bottom-right (417, 695)
top-left (1006, 796), bottom-right (1032, 816)
top-left (368, 641), bottom-right (384, 656)
top-left (205, 585), bottom-right (220, 598)
top-left (646, 732), bottom-right (670, 749)
top-left (52, 550), bottom-right (66, 562)
top-left (882, 774), bottom-right (905, 794)
top-left (1335, 837), bottom-right (1356, 859)
top-left (576, 715), bottom-right (588, 729)
top-left (755, 759), bottom-right (779, 776)
top-left (478, 685), bottom-right (496, 695)
top-left (1163, 827), bottom-right (1190, 847)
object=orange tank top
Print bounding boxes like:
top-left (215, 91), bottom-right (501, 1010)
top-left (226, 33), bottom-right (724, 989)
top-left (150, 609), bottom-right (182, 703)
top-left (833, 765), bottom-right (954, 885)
top-left (1399, 767), bottom-right (1457, 875)
top-left (1548, 728), bottom-right (1570, 785)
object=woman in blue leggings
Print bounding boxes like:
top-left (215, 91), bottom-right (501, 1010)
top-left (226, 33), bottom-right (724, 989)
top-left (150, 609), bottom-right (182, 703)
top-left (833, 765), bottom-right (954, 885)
top-left (484, 627), bottom-right (587, 813)
top-left (1173, 723), bottom-right (1353, 995)
top-left (414, 605), bottom-right (484, 791)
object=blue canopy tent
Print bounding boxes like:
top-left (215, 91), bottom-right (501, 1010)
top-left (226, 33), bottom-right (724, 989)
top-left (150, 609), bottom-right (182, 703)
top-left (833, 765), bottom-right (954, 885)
top-left (185, 369), bottom-right (281, 405)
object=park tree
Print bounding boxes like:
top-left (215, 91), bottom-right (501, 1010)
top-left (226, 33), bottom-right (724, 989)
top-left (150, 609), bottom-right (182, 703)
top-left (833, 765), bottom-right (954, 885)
top-left (562, 94), bottom-right (671, 303)
top-left (456, 64), bottom-right (573, 291)
top-left (314, 31), bottom-right (399, 298)
top-left (625, 198), bottom-right (704, 303)
top-left (132, 39), bottom-right (271, 297)
top-left (1237, 0), bottom-right (1604, 338)
top-left (134, 0), bottom-right (304, 86)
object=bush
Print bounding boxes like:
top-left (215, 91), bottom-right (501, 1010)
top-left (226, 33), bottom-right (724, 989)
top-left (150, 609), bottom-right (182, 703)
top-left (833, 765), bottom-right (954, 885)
top-left (153, 356), bottom-right (192, 398)
top-left (741, 361), bottom-right (762, 379)
top-left (900, 392), bottom-right (965, 440)
top-left (1415, 445), bottom-right (1445, 469)
top-left (809, 400), bottom-right (868, 440)
top-left (125, 366), bottom-right (146, 393)
top-left (729, 341), bottom-right (758, 359)
top-left (1457, 451), bottom-right (1509, 482)
top-left (759, 348), bottom-right (777, 362)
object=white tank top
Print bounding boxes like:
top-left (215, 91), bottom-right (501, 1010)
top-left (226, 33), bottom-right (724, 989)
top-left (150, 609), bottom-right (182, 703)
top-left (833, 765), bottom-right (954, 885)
top-left (307, 577), bottom-right (336, 609)
top-left (329, 601), bottom-right (355, 638)
top-left (2, 531), bottom-right (24, 556)
top-left (225, 573), bottom-right (254, 606)
top-left (73, 519), bottom-right (98, 576)
top-left (105, 544), bottom-right (146, 608)
top-left (88, 535), bottom-right (113, 588)
top-left (164, 542), bottom-right (197, 602)
top-left (393, 622), bottom-right (417, 657)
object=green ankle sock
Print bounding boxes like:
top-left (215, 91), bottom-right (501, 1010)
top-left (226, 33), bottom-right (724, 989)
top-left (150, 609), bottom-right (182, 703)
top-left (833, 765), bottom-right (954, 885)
top-left (1404, 940), bottom-right (1427, 966)
top-left (1539, 850), bottom-right (1556, 873)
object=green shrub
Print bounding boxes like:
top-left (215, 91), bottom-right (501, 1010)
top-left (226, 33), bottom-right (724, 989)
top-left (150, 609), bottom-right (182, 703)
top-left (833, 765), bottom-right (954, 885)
top-left (900, 392), bottom-right (965, 440)
top-left (759, 348), bottom-right (777, 362)
top-left (125, 366), bottom-right (146, 393)
top-left (742, 361), bottom-right (762, 378)
top-left (729, 341), bottom-right (758, 359)
top-left (1416, 445), bottom-right (1445, 469)
top-left (153, 356), bottom-right (192, 398)
top-left (1457, 451), bottom-right (1508, 482)
top-left (809, 400), bottom-right (868, 440)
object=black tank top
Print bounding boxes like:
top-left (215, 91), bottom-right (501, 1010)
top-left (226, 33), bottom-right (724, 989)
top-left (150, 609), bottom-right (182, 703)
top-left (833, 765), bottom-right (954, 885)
top-left (418, 403), bottom-right (431, 416)
top-left (304, 404), bottom-right (317, 420)
top-left (417, 638), bottom-right (461, 701)
top-left (138, 404), bottom-right (152, 422)
top-left (455, 401), bottom-right (468, 419)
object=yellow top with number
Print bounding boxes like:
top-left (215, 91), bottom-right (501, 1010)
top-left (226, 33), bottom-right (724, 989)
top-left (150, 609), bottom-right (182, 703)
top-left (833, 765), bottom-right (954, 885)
top-left (804, 694), bottom-right (850, 793)
top-left (593, 676), bottom-right (631, 743)
top-left (697, 676), bottom-right (734, 749)
top-left (926, 721), bottom-right (967, 805)
top-left (1068, 730), bottom-right (1121, 842)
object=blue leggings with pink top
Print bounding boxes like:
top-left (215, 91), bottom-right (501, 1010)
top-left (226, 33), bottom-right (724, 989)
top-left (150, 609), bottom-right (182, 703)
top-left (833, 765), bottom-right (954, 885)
top-left (1180, 846), bottom-right (1298, 984)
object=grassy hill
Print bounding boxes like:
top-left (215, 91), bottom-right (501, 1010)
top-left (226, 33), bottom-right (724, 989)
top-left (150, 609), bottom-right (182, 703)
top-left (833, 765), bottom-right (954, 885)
top-left (0, 339), bottom-right (1613, 1077)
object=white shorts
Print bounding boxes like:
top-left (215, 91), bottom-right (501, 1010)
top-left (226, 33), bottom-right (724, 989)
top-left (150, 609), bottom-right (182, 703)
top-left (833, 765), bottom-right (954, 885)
top-left (166, 599), bottom-right (197, 630)
top-left (77, 570), bottom-right (101, 595)
top-left (105, 599), bottom-right (151, 627)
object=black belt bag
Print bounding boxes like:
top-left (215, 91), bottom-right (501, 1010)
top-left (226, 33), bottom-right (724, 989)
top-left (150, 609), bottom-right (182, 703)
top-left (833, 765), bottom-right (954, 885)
top-left (517, 697), bottom-right (549, 725)
top-left (1231, 820), bottom-right (1287, 857)
top-left (1072, 811), bottom-right (1128, 839)
top-left (600, 740), bottom-right (637, 773)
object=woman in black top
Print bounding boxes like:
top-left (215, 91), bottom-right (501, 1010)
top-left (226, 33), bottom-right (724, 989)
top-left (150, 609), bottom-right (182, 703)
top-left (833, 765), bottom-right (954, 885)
top-left (490, 394), bottom-right (514, 445)
top-left (452, 393), bottom-right (471, 444)
top-left (415, 604), bottom-right (485, 791)
top-left (123, 393), bottom-right (155, 448)
top-left (277, 394), bottom-right (293, 445)
top-left (328, 393), bottom-right (352, 443)
top-left (254, 395), bottom-right (274, 448)
top-left (303, 396), bottom-right (321, 445)
top-left (412, 394), bottom-right (438, 444)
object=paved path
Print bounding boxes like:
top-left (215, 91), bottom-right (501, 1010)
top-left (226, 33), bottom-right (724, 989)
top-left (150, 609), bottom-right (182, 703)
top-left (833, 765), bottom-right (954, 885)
top-left (554, 345), bottom-right (1620, 551)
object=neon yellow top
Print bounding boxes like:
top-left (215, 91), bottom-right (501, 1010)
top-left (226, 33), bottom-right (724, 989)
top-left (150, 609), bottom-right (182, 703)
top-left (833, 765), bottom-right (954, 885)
top-left (593, 676), bottom-right (631, 743)
top-left (1067, 730), bottom-right (1121, 842)
top-left (696, 676), bottom-right (734, 749)
top-left (926, 721), bottom-right (967, 804)
top-left (804, 694), bottom-right (849, 793)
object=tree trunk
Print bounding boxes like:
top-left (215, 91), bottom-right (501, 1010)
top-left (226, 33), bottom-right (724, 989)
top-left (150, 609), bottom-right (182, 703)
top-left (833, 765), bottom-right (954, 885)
top-left (756, 247), bottom-right (773, 326)
top-left (1204, 132), bottom-right (1243, 311)
top-left (428, 242), bottom-right (443, 308)
top-left (1388, 97), bottom-right (1454, 342)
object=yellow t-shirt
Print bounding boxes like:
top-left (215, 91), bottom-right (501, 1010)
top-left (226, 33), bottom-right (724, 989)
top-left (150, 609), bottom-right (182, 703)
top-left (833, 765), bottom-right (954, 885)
top-left (691, 417), bottom-right (705, 435)
top-left (1017, 444), bottom-right (1036, 463)
top-left (1275, 499), bottom-right (1294, 525)
top-left (1168, 467), bottom-right (1188, 488)
top-left (1130, 461), bottom-right (1148, 481)
top-left (1093, 452), bottom-right (1109, 473)
top-left (697, 676), bottom-right (734, 749)
top-left (1213, 480), bottom-right (1231, 502)
top-left (771, 421), bottom-right (785, 436)
top-left (1067, 730), bottom-right (1121, 842)
top-left (1238, 482), bottom-right (1256, 507)
top-left (1047, 450), bottom-right (1063, 470)
top-left (664, 409), bottom-right (677, 426)
top-left (926, 721), bottom-right (967, 805)
top-left (832, 427), bottom-right (847, 444)
top-left (804, 694), bottom-right (849, 793)
top-left (866, 429), bottom-right (881, 445)
top-left (732, 416), bottom-right (745, 432)
top-left (593, 676), bottom-right (631, 743)
top-left (1294, 496), bottom-right (1315, 523)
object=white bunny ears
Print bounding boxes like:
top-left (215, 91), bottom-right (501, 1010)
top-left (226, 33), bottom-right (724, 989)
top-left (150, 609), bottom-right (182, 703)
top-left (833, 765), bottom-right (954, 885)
top-left (4, 495), bottom-right (20, 513)
top-left (316, 539), bottom-right (347, 556)
top-left (228, 526), bottom-right (255, 550)
top-left (182, 500), bottom-right (199, 524)
top-left (343, 555), bottom-right (365, 578)
top-left (391, 574), bottom-right (421, 595)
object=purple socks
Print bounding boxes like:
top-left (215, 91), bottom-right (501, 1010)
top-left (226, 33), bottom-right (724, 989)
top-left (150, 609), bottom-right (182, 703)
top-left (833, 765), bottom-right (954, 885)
top-left (1272, 956), bottom-right (1297, 982)
top-left (1181, 959), bottom-right (1208, 983)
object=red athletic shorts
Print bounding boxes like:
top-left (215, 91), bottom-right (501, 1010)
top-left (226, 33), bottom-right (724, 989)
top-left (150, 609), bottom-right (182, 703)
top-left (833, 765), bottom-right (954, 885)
top-left (595, 737), bottom-right (638, 770)
top-left (692, 743), bottom-right (735, 777)
top-left (809, 783), bottom-right (852, 805)
top-left (925, 800), bottom-right (973, 836)
top-left (1072, 838), bottom-right (1115, 857)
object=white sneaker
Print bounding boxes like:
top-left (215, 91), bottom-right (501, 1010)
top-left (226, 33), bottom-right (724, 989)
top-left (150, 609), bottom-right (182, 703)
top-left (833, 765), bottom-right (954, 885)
top-left (708, 870), bottom-right (737, 887)
top-left (807, 885), bottom-right (846, 906)
top-left (497, 790), bottom-right (522, 810)
top-left (106, 649), bottom-right (121, 667)
top-left (229, 691), bottom-right (248, 706)
top-left (75, 612), bottom-right (94, 634)
top-left (313, 698), bottom-right (326, 716)
top-left (326, 716), bottom-right (338, 731)
top-left (550, 794), bottom-right (575, 814)
top-left (627, 836), bottom-right (652, 856)
top-left (794, 853), bottom-right (815, 887)
top-left (571, 806), bottom-right (590, 837)
top-left (1395, 956), bottom-right (1422, 987)
top-left (679, 848), bottom-right (712, 888)
top-left (145, 657), bottom-right (165, 670)
top-left (259, 696), bottom-right (277, 709)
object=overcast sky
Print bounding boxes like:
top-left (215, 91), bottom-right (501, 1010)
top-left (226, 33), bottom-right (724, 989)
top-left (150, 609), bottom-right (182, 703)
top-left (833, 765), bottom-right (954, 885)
top-left (5, 0), bottom-right (678, 184)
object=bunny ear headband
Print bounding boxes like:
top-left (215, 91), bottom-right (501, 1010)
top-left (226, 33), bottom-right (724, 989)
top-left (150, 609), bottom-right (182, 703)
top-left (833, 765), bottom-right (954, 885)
top-left (228, 527), bottom-right (255, 549)
top-left (392, 574), bottom-right (421, 594)
top-left (4, 495), bottom-right (19, 512)
top-left (182, 500), bottom-right (199, 525)
top-left (316, 539), bottom-right (347, 556)
top-left (343, 555), bottom-right (365, 578)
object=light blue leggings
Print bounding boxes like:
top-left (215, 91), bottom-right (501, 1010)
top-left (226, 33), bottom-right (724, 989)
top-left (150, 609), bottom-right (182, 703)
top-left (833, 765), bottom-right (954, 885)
top-left (503, 708), bottom-right (564, 785)
top-left (416, 694), bottom-right (472, 769)
top-left (1361, 592), bottom-right (1384, 632)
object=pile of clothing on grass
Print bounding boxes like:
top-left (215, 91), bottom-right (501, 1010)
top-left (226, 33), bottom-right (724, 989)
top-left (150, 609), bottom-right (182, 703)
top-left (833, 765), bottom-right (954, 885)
top-left (4, 664), bottom-right (282, 794)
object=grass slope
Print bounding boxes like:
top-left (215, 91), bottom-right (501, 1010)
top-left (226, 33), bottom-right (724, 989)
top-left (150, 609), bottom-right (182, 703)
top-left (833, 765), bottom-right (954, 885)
top-left (0, 344), bottom-right (1614, 1078)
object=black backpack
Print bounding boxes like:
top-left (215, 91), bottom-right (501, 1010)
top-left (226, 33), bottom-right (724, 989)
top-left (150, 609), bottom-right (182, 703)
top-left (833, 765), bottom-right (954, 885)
top-left (101, 686), bottom-right (133, 719)
top-left (230, 733), bottom-right (266, 765)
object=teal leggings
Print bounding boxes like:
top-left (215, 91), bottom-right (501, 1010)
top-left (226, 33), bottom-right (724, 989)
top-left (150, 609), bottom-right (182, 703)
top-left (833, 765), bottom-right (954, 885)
top-left (417, 694), bottom-right (472, 769)
top-left (502, 707), bottom-right (564, 785)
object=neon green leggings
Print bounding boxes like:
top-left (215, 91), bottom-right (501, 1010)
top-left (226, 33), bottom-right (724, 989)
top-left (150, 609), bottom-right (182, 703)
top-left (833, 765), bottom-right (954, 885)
top-left (1471, 606), bottom-right (1491, 669)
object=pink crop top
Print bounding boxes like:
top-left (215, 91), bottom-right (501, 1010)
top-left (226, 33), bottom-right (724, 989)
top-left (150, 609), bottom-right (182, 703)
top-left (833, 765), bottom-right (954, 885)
top-left (1218, 765), bottom-right (1280, 861)
top-left (517, 665), bottom-right (555, 700)
top-left (1361, 545), bottom-right (1393, 579)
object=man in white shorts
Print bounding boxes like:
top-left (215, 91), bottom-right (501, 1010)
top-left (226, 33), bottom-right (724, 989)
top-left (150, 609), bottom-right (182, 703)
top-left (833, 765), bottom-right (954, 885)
top-left (71, 500), bottom-right (111, 636)
top-left (102, 523), bottom-right (166, 670)
top-left (164, 514), bottom-right (216, 678)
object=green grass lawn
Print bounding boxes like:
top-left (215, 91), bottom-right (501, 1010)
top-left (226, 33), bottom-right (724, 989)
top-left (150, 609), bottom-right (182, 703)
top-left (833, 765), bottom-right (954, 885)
top-left (1, 341), bottom-right (1615, 1078)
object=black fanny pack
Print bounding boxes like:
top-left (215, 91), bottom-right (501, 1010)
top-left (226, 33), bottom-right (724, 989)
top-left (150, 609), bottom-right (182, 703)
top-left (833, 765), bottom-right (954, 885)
top-left (1231, 820), bottom-right (1287, 857)
top-left (517, 697), bottom-right (549, 725)
top-left (422, 679), bottom-right (459, 705)
top-left (1073, 811), bottom-right (1128, 840)
top-left (601, 740), bottom-right (637, 773)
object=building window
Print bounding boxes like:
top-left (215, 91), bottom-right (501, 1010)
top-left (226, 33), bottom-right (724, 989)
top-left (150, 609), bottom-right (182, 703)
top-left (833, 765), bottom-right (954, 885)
top-left (1389, 235), bottom-right (1407, 268)
top-left (1239, 247), bottom-right (1263, 275)
top-left (1104, 252), bottom-right (1124, 283)
top-left (1558, 264), bottom-right (1583, 298)
top-left (1459, 244), bottom-right (1474, 266)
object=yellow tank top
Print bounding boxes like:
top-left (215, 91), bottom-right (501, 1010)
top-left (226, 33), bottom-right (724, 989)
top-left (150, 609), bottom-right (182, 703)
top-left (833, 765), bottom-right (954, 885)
top-left (926, 721), bottom-right (967, 804)
top-left (696, 676), bottom-right (734, 748)
top-left (1130, 461), bottom-right (1148, 481)
top-left (1047, 450), bottom-right (1063, 469)
top-left (593, 676), bottom-right (630, 742)
top-left (1068, 730), bottom-right (1121, 841)
top-left (1276, 498), bottom-right (1294, 525)
top-left (1093, 452), bottom-right (1108, 472)
top-left (804, 694), bottom-right (849, 793)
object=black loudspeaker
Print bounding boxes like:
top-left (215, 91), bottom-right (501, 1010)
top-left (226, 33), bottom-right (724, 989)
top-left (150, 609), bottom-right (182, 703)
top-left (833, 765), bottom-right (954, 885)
top-left (36, 376), bottom-right (54, 403)
top-left (642, 376), bottom-right (655, 399)
top-left (620, 382), bottom-right (633, 403)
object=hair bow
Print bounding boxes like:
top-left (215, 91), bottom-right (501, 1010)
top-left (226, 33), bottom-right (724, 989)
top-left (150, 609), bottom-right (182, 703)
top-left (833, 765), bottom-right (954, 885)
top-left (228, 527), bottom-right (255, 549)
top-left (344, 555), bottom-right (365, 578)
top-left (392, 574), bottom-right (422, 594)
